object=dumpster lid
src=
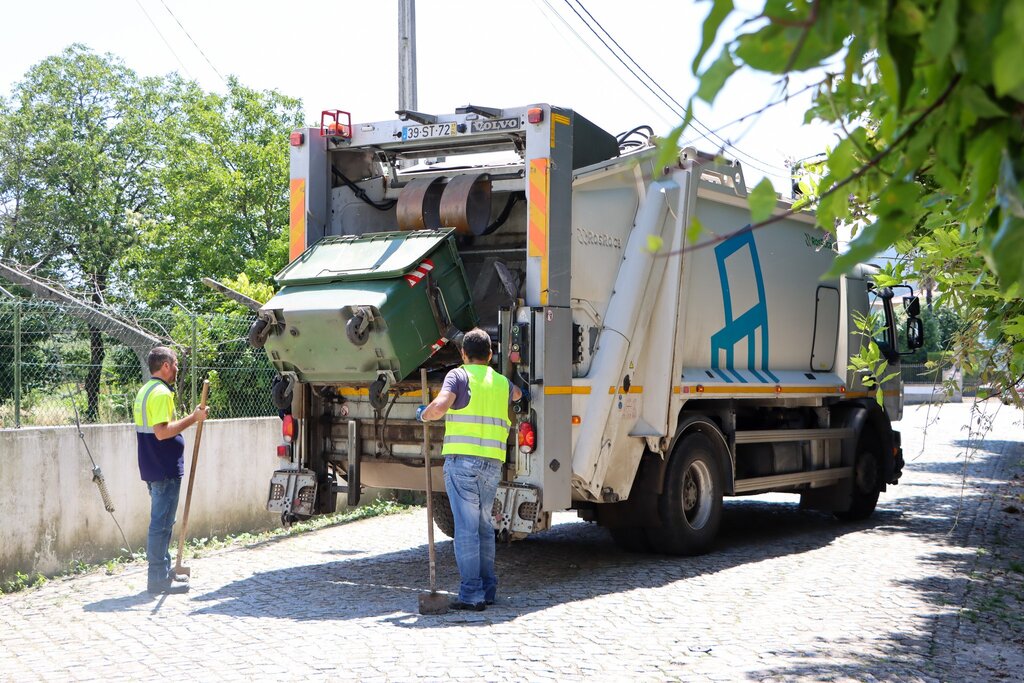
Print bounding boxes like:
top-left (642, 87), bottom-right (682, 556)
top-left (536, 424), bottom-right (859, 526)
top-left (275, 229), bottom-right (455, 285)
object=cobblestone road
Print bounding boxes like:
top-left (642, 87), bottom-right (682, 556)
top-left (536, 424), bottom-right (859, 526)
top-left (2, 402), bottom-right (1022, 682)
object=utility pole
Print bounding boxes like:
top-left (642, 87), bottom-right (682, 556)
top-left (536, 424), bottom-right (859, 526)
top-left (398, 0), bottom-right (417, 112)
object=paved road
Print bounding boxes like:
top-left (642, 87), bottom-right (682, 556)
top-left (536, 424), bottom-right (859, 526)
top-left (1, 402), bottom-right (1022, 682)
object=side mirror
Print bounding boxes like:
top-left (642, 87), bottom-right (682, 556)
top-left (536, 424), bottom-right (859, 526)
top-left (906, 317), bottom-right (924, 350)
top-left (903, 295), bottom-right (921, 317)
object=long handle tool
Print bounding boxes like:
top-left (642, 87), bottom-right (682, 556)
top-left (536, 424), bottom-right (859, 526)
top-left (173, 379), bottom-right (210, 578)
top-left (417, 368), bottom-right (449, 615)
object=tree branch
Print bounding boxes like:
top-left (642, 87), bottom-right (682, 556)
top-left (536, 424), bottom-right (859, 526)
top-left (665, 74), bottom-right (962, 257)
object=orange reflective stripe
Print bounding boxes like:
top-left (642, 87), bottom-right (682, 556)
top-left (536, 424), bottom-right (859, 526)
top-left (289, 178), bottom-right (306, 261)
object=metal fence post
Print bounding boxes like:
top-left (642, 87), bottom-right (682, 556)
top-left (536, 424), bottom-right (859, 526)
top-left (14, 301), bottom-right (21, 428)
top-left (191, 314), bottom-right (198, 409)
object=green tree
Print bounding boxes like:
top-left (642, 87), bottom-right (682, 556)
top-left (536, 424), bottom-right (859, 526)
top-left (122, 77), bottom-right (303, 308)
top-left (686, 0), bottom-right (1024, 399)
top-left (0, 45), bottom-right (167, 419)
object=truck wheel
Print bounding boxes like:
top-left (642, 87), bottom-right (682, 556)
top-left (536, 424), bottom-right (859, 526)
top-left (431, 492), bottom-right (456, 538)
top-left (835, 432), bottom-right (881, 521)
top-left (646, 432), bottom-right (723, 556)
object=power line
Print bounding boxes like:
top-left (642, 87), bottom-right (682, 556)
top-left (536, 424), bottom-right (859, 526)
top-left (562, 0), bottom-right (792, 179)
top-left (533, 0), bottom-right (675, 129)
top-left (157, 0), bottom-right (227, 84)
top-left (132, 0), bottom-right (195, 80)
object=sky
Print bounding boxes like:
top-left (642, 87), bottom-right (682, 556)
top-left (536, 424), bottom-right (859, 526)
top-left (0, 0), bottom-right (838, 195)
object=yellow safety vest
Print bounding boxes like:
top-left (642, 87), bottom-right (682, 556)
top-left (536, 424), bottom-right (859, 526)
top-left (442, 365), bottom-right (511, 461)
top-left (133, 378), bottom-right (175, 433)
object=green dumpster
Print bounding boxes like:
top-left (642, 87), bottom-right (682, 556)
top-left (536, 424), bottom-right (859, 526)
top-left (260, 229), bottom-right (477, 384)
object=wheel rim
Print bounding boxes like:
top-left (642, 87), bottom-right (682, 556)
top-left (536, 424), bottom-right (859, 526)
top-left (681, 459), bottom-right (713, 529)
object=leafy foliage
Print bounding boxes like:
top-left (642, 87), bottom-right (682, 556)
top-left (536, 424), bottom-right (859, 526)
top-left (690, 0), bottom-right (1024, 398)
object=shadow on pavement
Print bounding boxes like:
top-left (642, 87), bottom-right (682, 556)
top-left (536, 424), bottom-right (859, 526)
top-left (186, 498), bottom-right (891, 627)
top-left (83, 590), bottom-right (156, 612)
top-left (747, 437), bottom-right (1024, 681)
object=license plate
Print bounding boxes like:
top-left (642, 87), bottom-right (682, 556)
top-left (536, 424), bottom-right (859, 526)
top-left (402, 122), bottom-right (457, 141)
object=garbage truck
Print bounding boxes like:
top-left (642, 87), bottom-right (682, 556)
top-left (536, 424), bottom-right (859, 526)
top-left (254, 103), bottom-right (923, 555)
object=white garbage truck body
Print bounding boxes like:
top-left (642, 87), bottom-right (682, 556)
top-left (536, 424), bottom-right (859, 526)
top-left (260, 104), bottom-right (922, 554)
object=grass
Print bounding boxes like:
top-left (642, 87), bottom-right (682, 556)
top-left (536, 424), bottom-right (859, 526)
top-left (0, 496), bottom-right (413, 595)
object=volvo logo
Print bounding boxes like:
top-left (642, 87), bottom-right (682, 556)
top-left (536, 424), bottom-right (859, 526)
top-left (470, 117), bottom-right (521, 133)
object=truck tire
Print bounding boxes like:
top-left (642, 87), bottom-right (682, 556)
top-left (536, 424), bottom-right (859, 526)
top-left (646, 432), bottom-right (723, 556)
top-left (431, 492), bottom-right (456, 538)
top-left (835, 431), bottom-right (881, 521)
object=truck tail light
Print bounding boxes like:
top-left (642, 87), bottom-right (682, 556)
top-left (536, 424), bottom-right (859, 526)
top-left (527, 107), bottom-right (543, 124)
top-left (276, 444), bottom-right (292, 459)
top-left (282, 415), bottom-right (295, 443)
top-left (518, 422), bottom-right (536, 453)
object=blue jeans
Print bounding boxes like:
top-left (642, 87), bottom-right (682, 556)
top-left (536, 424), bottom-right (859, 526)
top-left (146, 477), bottom-right (182, 589)
top-left (443, 455), bottom-right (502, 605)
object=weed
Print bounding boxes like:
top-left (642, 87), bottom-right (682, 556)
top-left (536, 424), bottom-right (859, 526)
top-left (1009, 561), bottom-right (1024, 574)
top-left (1, 571), bottom-right (47, 594)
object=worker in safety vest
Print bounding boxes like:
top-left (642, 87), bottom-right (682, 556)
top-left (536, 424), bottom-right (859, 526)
top-left (133, 346), bottom-right (207, 595)
top-left (417, 328), bottom-right (524, 611)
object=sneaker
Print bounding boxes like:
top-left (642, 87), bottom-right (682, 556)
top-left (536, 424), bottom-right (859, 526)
top-left (168, 572), bottom-right (190, 583)
top-left (449, 599), bottom-right (485, 612)
top-left (148, 582), bottom-right (190, 595)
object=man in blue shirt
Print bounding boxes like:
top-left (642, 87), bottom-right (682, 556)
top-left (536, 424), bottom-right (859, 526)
top-left (133, 346), bottom-right (207, 595)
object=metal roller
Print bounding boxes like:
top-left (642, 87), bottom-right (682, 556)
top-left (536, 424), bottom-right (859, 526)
top-left (397, 176), bottom-right (445, 230)
top-left (440, 173), bottom-right (492, 235)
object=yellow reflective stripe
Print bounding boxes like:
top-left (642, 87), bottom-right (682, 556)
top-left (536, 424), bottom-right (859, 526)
top-left (544, 385), bottom-right (590, 395)
top-left (443, 435), bottom-right (508, 450)
top-left (445, 414), bottom-right (511, 430)
top-left (608, 385), bottom-right (643, 394)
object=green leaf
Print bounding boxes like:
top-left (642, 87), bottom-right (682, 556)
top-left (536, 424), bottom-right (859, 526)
top-left (993, 1), bottom-right (1024, 95)
top-left (965, 126), bottom-right (1006, 219)
top-left (654, 119), bottom-right (687, 180)
top-left (922, 0), bottom-right (958, 62)
top-left (696, 48), bottom-right (739, 104)
top-left (887, 34), bottom-right (918, 112)
top-left (692, 0), bottom-right (735, 74)
top-left (827, 136), bottom-right (858, 181)
top-left (825, 216), bottom-right (905, 279)
top-left (735, 26), bottom-right (794, 73)
top-left (961, 85), bottom-right (1008, 120)
top-left (890, 0), bottom-right (926, 35)
top-left (988, 214), bottom-right (1024, 289)
top-left (748, 177), bottom-right (777, 223)
top-left (687, 214), bottom-right (705, 243)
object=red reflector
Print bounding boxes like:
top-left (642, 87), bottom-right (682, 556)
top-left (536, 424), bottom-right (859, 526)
top-left (518, 422), bottom-right (536, 453)
top-left (282, 415), bottom-right (295, 442)
top-left (527, 107), bottom-right (543, 124)
top-left (276, 444), bottom-right (291, 458)
top-left (289, 131), bottom-right (304, 147)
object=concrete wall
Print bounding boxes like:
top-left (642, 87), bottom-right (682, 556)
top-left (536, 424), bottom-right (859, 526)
top-left (0, 418), bottom-right (290, 581)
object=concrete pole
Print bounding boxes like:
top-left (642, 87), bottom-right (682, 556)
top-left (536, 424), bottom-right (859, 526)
top-left (398, 0), bottom-right (417, 112)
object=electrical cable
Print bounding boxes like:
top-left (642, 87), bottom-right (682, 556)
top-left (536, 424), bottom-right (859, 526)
top-left (532, 0), bottom-right (676, 129)
top-left (562, 0), bottom-right (792, 179)
top-left (331, 166), bottom-right (398, 211)
top-left (156, 0), bottom-right (227, 84)
top-left (132, 0), bottom-right (195, 80)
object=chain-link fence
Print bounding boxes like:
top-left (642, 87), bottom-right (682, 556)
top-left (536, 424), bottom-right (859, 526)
top-left (0, 300), bottom-right (276, 428)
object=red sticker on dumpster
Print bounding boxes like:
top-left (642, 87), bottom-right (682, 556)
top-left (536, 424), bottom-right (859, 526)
top-left (404, 259), bottom-right (434, 287)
